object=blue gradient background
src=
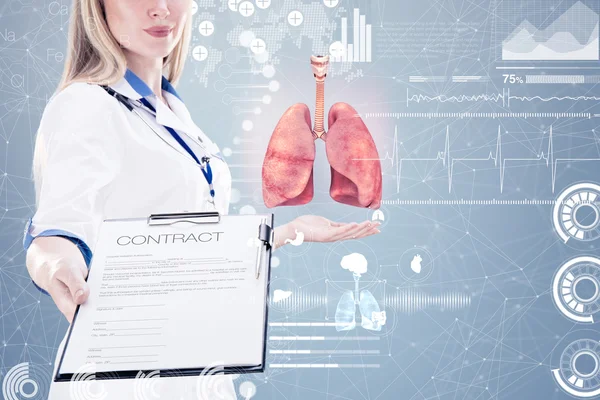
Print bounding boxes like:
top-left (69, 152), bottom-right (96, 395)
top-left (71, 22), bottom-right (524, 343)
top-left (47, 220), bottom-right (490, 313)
top-left (2, 0), bottom-right (600, 398)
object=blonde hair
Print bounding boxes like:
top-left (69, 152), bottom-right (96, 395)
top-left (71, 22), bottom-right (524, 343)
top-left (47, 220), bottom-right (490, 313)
top-left (58, 0), bottom-right (192, 91)
top-left (34, 0), bottom-right (192, 206)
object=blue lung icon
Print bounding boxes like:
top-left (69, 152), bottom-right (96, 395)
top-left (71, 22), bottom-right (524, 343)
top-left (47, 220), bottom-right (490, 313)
top-left (359, 290), bottom-right (383, 331)
top-left (335, 290), bottom-right (356, 331)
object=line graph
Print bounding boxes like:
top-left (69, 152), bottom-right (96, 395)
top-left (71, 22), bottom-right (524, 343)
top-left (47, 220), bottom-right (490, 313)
top-left (364, 125), bottom-right (600, 193)
top-left (406, 88), bottom-right (600, 107)
top-left (502, 1), bottom-right (599, 61)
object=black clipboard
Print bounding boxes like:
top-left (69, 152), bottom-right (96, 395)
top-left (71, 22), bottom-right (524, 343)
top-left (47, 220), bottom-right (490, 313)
top-left (53, 211), bottom-right (274, 382)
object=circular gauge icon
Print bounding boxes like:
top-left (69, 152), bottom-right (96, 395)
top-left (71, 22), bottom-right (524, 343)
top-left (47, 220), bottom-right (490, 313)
top-left (553, 183), bottom-right (600, 244)
top-left (552, 330), bottom-right (600, 398)
top-left (552, 256), bottom-right (600, 324)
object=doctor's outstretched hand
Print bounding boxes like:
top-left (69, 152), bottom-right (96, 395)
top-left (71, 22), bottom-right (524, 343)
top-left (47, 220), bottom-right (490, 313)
top-left (26, 236), bottom-right (90, 323)
top-left (273, 215), bottom-right (380, 250)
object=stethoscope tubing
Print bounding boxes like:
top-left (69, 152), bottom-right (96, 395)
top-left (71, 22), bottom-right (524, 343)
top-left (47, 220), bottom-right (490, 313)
top-left (100, 85), bottom-right (218, 206)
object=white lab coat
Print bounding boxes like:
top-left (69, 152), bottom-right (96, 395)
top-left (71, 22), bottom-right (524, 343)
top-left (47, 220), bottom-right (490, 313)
top-left (27, 75), bottom-right (237, 399)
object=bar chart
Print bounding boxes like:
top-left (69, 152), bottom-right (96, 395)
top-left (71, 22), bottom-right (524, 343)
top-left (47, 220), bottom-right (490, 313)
top-left (330, 8), bottom-right (372, 63)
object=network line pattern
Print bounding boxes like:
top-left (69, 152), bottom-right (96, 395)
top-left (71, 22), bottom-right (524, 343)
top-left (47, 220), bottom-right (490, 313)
top-left (5, 0), bottom-right (600, 399)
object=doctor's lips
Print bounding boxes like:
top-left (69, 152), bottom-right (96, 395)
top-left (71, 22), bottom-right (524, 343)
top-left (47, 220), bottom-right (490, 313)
top-left (144, 25), bottom-right (173, 38)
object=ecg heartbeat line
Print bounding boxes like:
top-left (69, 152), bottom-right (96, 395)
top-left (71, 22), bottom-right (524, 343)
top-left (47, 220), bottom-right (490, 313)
top-left (365, 125), bottom-right (600, 193)
top-left (406, 88), bottom-right (600, 107)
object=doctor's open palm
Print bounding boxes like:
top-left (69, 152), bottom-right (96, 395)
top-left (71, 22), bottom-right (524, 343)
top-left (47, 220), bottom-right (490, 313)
top-left (276, 215), bottom-right (380, 245)
top-left (27, 215), bottom-right (380, 323)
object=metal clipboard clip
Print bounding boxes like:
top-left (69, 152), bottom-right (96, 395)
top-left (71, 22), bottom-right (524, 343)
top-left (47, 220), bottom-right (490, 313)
top-left (147, 211), bottom-right (272, 280)
top-left (147, 211), bottom-right (221, 226)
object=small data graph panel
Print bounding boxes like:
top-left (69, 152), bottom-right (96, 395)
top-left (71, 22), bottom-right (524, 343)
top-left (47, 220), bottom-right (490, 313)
top-left (497, 0), bottom-right (600, 61)
top-left (331, 8), bottom-right (371, 62)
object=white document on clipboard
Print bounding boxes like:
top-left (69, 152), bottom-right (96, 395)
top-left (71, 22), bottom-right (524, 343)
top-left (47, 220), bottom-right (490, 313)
top-left (54, 211), bottom-right (273, 381)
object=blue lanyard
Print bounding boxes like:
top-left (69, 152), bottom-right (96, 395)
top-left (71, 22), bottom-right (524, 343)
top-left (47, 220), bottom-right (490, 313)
top-left (139, 97), bottom-right (215, 202)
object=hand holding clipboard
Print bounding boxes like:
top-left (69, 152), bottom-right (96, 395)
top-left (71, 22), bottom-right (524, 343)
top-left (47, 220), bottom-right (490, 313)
top-left (55, 211), bottom-right (273, 381)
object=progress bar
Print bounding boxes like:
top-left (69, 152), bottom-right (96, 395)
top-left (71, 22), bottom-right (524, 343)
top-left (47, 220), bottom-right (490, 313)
top-left (381, 199), bottom-right (558, 206)
top-left (269, 364), bottom-right (380, 368)
top-left (365, 112), bottom-right (593, 119)
top-left (268, 336), bottom-right (380, 341)
top-left (269, 322), bottom-right (346, 327)
top-left (270, 350), bottom-right (380, 354)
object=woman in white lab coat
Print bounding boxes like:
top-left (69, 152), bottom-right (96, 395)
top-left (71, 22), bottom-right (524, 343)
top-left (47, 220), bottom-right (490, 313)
top-left (23, 0), bottom-right (380, 398)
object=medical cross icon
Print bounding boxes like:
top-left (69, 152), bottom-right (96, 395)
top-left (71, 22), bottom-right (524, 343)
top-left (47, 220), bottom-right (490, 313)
top-left (239, 2), bottom-right (254, 17)
top-left (256, 0), bottom-right (271, 9)
top-left (199, 21), bottom-right (214, 36)
top-left (288, 11), bottom-right (303, 26)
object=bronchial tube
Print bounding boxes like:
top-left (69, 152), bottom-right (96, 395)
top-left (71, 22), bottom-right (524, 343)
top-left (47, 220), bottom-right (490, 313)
top-left (310, 55), bottom-right (329, 141)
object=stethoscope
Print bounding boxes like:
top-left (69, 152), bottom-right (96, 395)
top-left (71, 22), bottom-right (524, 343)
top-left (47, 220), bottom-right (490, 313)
top-left (100, 85), bottom-right (217, 208)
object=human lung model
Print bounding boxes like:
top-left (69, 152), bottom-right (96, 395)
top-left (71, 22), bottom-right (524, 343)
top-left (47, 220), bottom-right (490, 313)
top-left (262, 55), bottom-right (382, 209)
